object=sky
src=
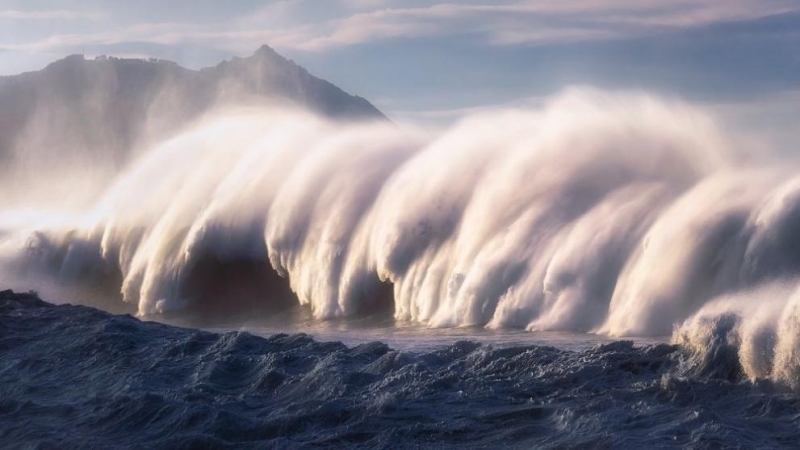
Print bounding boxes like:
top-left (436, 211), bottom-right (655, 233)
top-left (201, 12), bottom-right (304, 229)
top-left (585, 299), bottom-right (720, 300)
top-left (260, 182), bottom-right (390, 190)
top-left (1, 0), bottom-right (800, 132)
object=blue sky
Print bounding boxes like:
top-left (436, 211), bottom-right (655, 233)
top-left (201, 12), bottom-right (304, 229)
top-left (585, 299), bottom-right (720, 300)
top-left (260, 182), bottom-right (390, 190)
top-left (1, 0), bottom-right (800, 129)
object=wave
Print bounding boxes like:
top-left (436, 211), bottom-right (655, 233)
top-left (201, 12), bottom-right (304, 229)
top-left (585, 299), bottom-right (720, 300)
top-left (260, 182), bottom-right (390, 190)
top-left (2, 87), bottom-right (800, 347)
top-left (4, 291), bottom-right (800, 448)
top-left (674, 282), bottom-right (800, 388)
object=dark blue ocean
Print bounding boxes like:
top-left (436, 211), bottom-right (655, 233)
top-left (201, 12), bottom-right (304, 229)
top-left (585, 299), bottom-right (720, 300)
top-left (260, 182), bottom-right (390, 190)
top-left (2, 290), bottom-right (799, 449)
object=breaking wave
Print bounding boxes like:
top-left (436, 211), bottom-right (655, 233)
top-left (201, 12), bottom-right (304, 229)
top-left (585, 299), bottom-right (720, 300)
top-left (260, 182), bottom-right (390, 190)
top-left (3, 87), bottom-right (800, 381)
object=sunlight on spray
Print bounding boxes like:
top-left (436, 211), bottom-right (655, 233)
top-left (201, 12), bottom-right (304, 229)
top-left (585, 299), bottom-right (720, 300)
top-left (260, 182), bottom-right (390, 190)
top-left (5, 87), bottom-right (800, 389)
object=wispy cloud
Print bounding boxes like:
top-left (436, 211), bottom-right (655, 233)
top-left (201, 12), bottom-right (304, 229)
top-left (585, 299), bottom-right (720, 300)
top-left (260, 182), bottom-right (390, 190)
top-left (0, 9), bottom-right (102, 20)
top-left (277, 0), bottom-right (799, 49)
top-left (1, 0), bottom-right (797, 55)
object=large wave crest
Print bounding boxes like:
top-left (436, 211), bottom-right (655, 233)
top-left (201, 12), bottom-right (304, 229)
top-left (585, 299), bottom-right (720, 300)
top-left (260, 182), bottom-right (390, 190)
top-left (2, 88), bottom-right (800, 364)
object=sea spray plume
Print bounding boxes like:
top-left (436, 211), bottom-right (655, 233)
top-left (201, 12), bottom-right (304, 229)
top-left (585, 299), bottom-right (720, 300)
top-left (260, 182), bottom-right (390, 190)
top-left (478, 90), bottom-right (731, 332)
top-left (615, 171), bottom-right (800, 339)
top-left (13, 87), bottom-right (800, 343)
top-left (773, 291), bottom-right (800, 389)
top-left (672, 283), bottom-right (800, 389)
top-left (95, 108), bottom-right (406, 315)
top-left (600, 171), bottom-right (777, 336)
top-left (359, 90), bottom-right (732, 332)
top-left (263, 124), bottom-right (417, 316)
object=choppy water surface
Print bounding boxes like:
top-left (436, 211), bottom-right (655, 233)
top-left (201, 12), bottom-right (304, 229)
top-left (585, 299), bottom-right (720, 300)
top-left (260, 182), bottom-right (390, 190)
top-left (3, 291), bottom-right (799, 449)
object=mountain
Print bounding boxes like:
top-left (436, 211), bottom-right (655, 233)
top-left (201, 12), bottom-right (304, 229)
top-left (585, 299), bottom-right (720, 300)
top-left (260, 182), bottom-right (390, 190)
top-left (0, 45), bottom-right (386, 170)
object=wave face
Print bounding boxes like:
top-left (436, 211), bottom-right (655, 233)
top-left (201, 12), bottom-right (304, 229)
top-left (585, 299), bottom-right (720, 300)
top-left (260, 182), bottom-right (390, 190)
top-left (4, 291), bottom-right (800, 449)
top-left (3, 88), bottom-right (800, 375)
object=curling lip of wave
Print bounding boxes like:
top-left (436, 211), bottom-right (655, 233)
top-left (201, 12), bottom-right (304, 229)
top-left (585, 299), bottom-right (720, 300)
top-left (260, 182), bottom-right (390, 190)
top-left (6, 87), bottom-right (800, 350)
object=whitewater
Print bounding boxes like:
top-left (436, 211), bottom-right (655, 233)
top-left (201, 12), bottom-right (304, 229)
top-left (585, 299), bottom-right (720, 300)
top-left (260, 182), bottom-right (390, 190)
top-left (2, 87), bottom-right (800, 391)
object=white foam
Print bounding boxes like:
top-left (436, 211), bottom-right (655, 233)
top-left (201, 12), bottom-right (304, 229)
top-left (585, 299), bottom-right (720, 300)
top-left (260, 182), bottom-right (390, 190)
top-left (5, 88), bottom-right (800, 370)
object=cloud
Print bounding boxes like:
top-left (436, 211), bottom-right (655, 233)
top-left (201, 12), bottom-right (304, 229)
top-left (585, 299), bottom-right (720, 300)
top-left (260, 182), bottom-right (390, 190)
top-left (340, 0), bottom-right (392, 10)
top-left (0, 9), bottom-right (102, 20)
top-left (282, 0), bottom-right (800, 49)
top-left (192, 0), bottom-right (800, 50)
top-left (1, 0), bottom-right (797, 56)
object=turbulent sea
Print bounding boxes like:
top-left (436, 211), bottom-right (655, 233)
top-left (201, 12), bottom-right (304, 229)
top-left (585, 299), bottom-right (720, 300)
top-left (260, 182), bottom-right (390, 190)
top-left (5, 89), bottom-right (800, 448)
top-left (3, 290), bottom-right (800, 449)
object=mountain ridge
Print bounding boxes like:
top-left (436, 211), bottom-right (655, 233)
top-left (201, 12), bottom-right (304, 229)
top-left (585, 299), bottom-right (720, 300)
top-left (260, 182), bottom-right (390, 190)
top-left (0, 45), bottom-right (386, 175)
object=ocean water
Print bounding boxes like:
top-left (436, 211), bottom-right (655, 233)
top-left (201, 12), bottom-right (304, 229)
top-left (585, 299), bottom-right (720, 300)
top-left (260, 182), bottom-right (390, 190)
top-left (4, 90), bottom-right (800, 448)
top-left (3, 290), bottom-right (799, 449)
